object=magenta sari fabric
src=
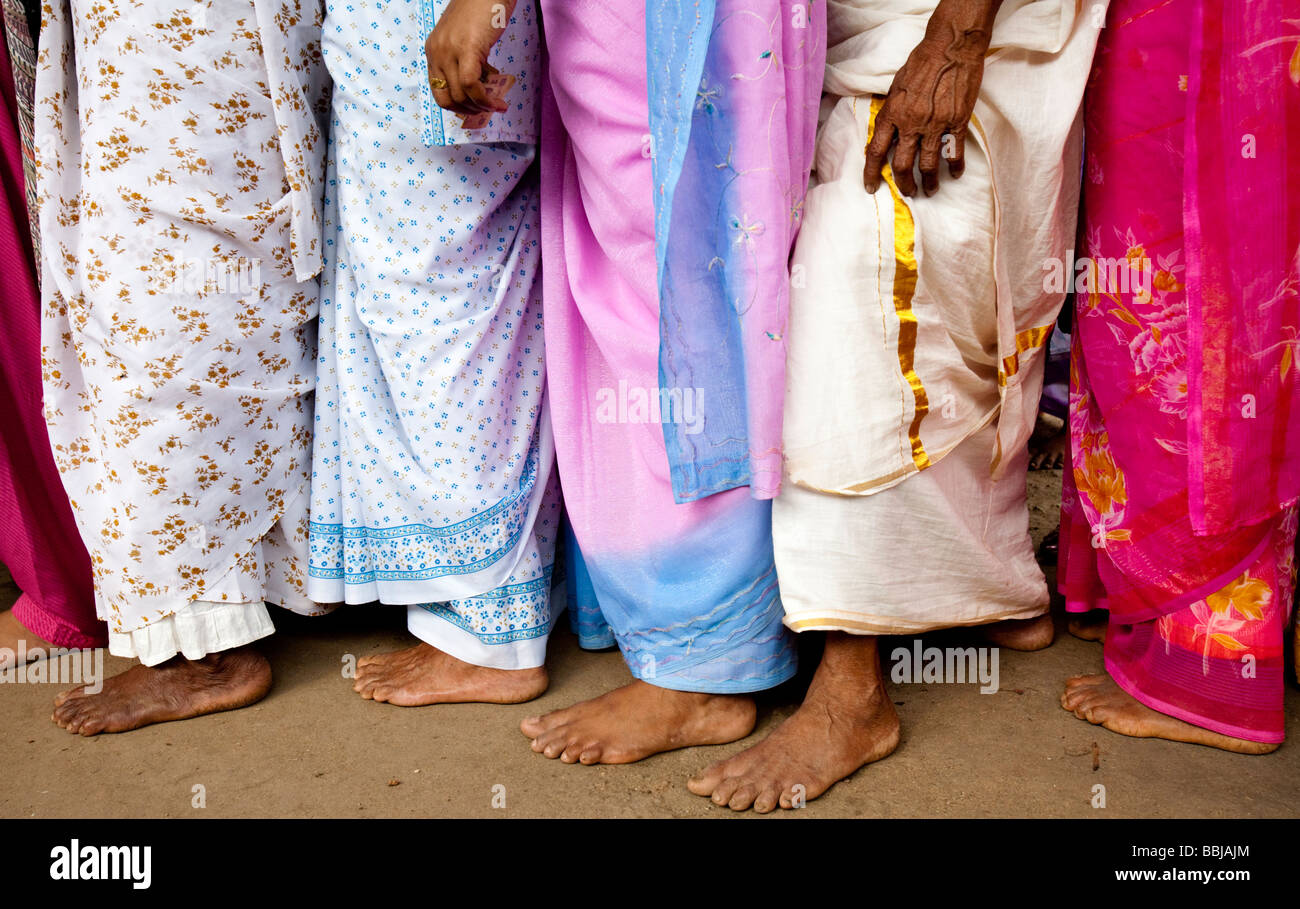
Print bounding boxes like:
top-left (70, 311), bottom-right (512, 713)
top-left (1184, 0), bottom-right (1300, 535)
top-left (1060, 0), bottom-right (1299, 742)
top-left (0, 32), bottom-right (103, 648)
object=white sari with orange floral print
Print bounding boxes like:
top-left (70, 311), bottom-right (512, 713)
top-left (36, 0), bottom-right (331, 664)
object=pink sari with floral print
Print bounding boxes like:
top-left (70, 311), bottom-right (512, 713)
top-left (1059, 0), bottom-right (1300, 743)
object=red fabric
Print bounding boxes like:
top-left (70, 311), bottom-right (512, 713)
top-left (1184, 0), bottom-right (1300, 534)
top-left (0, 31), bottom-right (104, 648)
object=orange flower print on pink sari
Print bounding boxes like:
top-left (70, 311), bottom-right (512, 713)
top-left (1153, 507), bottom-right (1295, 679)
top-left (1241, 18), bottom-right (1300, 85)
top-left (1172, 572), bottom-right (1272, 675)
top-left (1061, 0), bottom-right (1298, 745)
top-left (1072, 428), bottom-right (1130, 544)
top-left (1084, 223), bottom-right (1191, 420)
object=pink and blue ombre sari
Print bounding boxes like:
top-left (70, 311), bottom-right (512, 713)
top-left (1060, 0), bottom-right (1300, 742)
top-left (540, 0), bottom-right (823, 692)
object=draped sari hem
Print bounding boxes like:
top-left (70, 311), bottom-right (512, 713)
top-left (1105, 652), bottom-right (1284, 745)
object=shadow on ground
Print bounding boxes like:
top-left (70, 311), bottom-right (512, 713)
top-left (2, 471), bottom-right (1298, 818)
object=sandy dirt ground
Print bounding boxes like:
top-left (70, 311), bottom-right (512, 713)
top-left (2, 470), bottom-right (1298, 818)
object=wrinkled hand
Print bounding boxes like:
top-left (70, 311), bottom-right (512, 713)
top-left (863, 0), bottom-right (1000, 197)
top-left (425, 0), bottom-right (516, 116)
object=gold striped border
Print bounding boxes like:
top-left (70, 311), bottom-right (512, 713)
top-left (997, 322), bottom-right (1055, 387)
top-left (786, 604), bottom-right (1050, 635)
top-left (869, 97), bottom-right (930, 471)
top-left (786, 616), bottom-right (888, 633)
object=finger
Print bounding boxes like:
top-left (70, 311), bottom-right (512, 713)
top-left (443, 57), bottom-right (474, 113)
top-left (455, 54), bottom-right (490, 112)
top-left (891, 132), bottom-right (920, 197)
top-left (443, 70), bottom-right (485, 117)
top-left (919, 132), bottom-right (943, 196)
top-left (429, 64), bottom-right (456, 112)
top-left (946, 126), bottom-right (967, 179)
top-left (862, 109), bottom-right (896, 194)
top-left (424, 32), bottom-right (457, 112)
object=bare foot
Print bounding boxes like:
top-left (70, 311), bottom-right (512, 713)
top-left (1067, 610), bottom-right (1107, 643)
top-left (1060, 673), bottom-right (1278, 754)
top-left (1029, 413), bottom-right (1067, 470)
top-left (51, 646), bottom-right (271, 736)
top-left (983, 612), bottom-right (1054, 651)
top-left (0, 609), bottom-right (59, 669)
top-left (520, 680), bottom-right (755, 765)
top-left (353, 641), bottom-right (547, 705)
top-left (1036, 528), bottom-right (1059, 566)
top-left (688, 633), bottom-right (900, 813)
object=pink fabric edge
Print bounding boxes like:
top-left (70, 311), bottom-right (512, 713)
top-left (1077, 523), bottom-right (1275, 626)
top-left (10, 593), bottom-right (106, 649)
top-left (1105, 650), bottom-right (1283, 745)
top-left (1063, 596), bottom-right (1109, 615)
top-left (1181, 0), bottom-right (1208, 533)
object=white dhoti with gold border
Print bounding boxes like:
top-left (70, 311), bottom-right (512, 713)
top-left (774, 0), bottom-right (1106, 634)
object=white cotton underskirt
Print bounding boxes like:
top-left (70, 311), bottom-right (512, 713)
top-left (107, 532), bottom-right (315, 667)
top-left (407, 605), bottom-right (552, 671)
top-left (108, 600), bottom-right (275, 667)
